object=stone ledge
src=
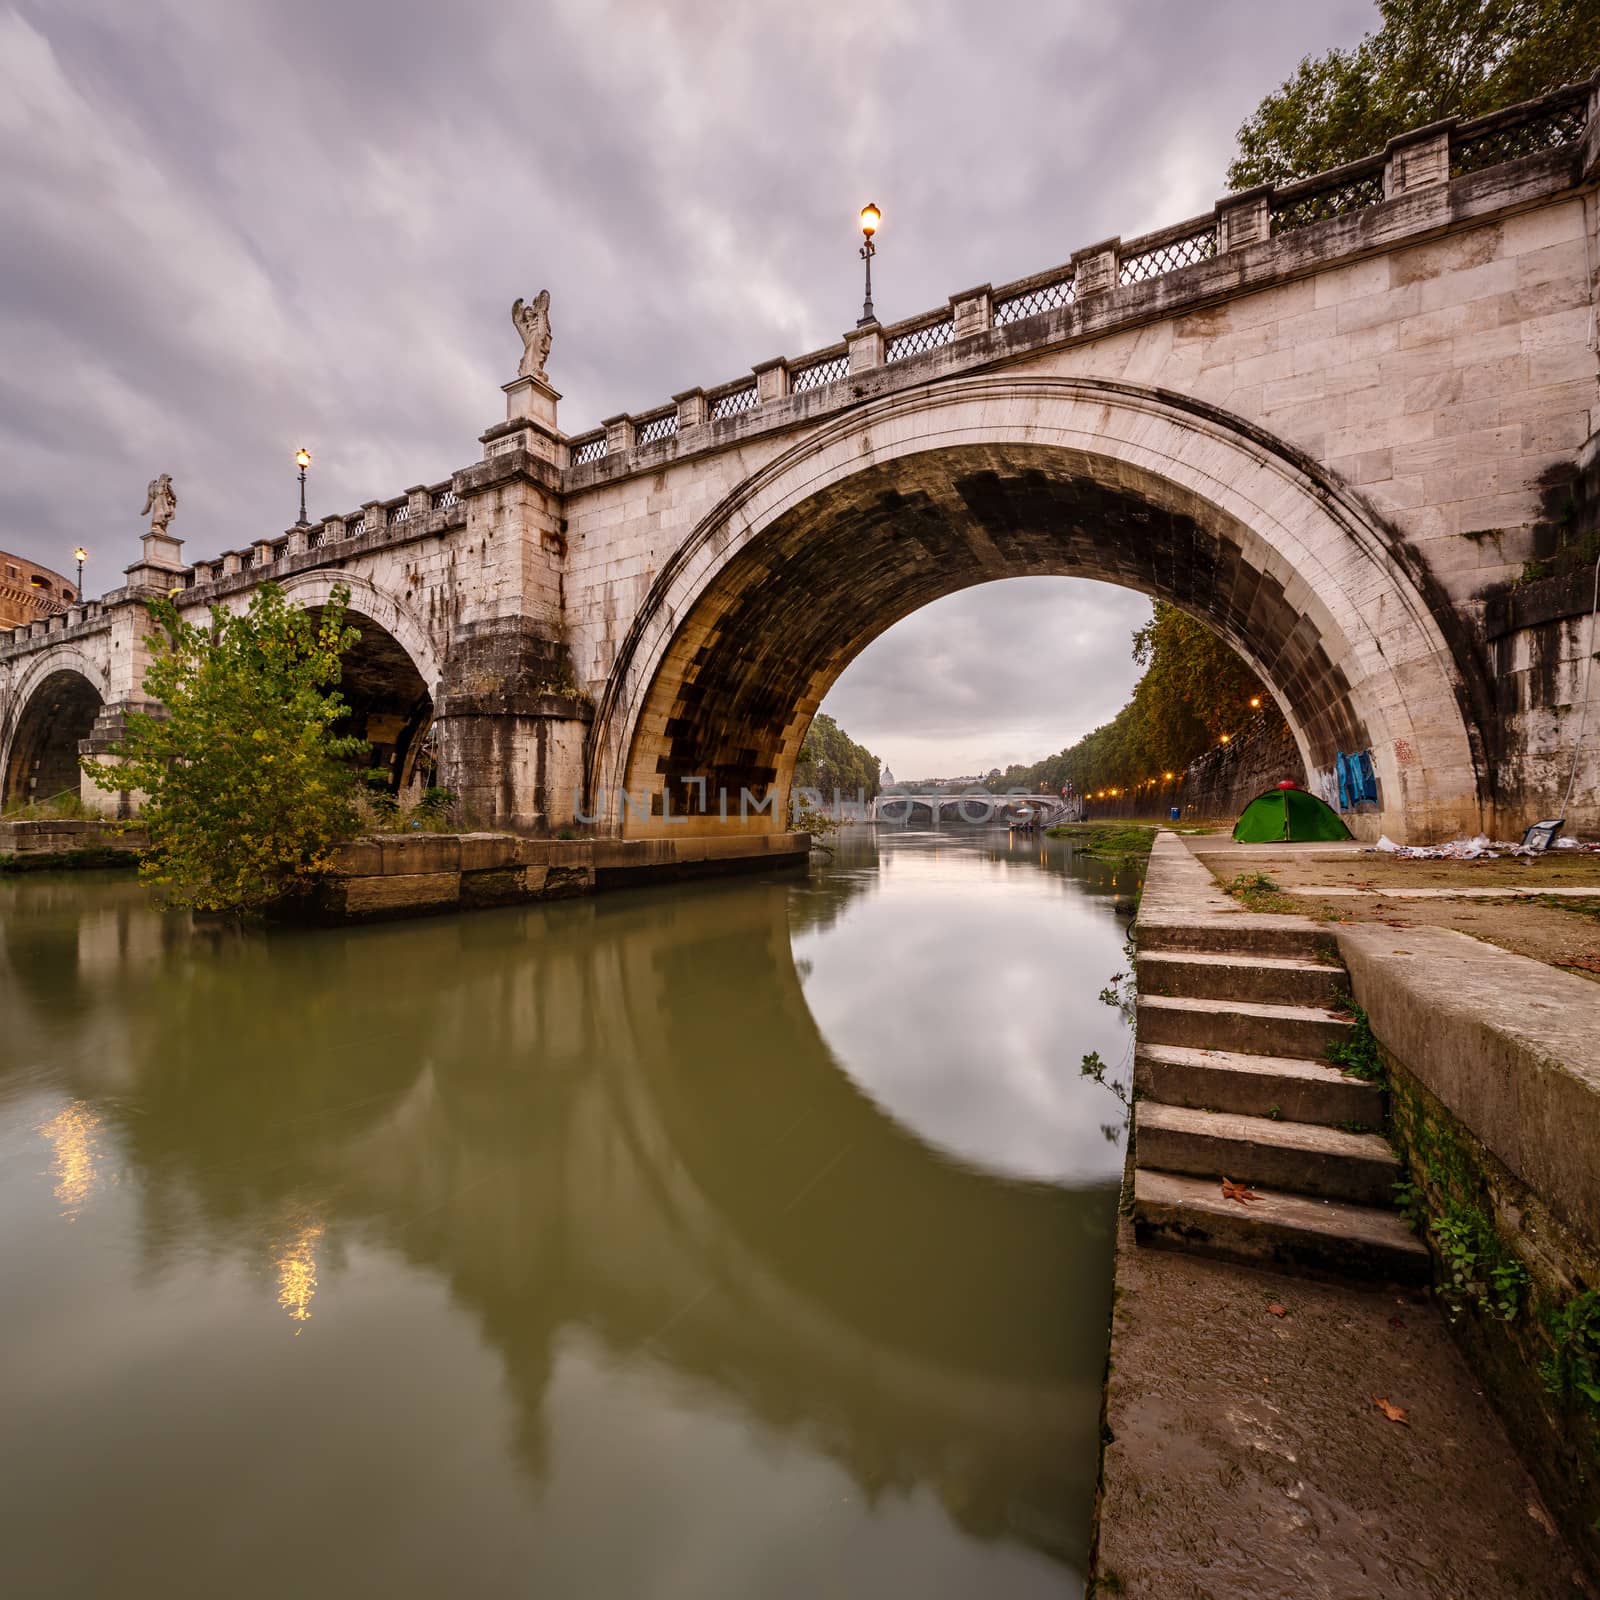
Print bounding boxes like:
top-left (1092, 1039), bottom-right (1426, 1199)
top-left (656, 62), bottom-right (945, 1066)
top-left (308, 830), bottom-right (810, 923)
top-left (1339, 921), bottom-right (1600, 1253)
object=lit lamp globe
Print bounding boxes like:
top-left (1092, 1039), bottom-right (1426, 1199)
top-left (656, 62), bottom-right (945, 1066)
top-left (859, 202), bottom-right (881, 239)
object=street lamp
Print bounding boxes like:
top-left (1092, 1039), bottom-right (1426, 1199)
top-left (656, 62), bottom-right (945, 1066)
top-left (1249, 695), bottom-right (1262, 709)
top-left (295, 448), bottom-right (312, 527)
top-left (858, 202), bottom-right (881, 326)
top-left (73, 547), bottom-right (86, 598)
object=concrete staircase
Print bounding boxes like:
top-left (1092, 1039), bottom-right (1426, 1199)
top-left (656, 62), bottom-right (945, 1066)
top-left (1130, 920), bottom-right (1428, 1283)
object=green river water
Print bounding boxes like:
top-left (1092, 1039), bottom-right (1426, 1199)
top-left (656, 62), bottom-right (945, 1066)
top-left (0, 827), bottom-right (1138, 1599)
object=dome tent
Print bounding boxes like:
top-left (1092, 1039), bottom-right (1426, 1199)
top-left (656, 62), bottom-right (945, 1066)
top-left (1232, 785), bottom-right (1353, 843)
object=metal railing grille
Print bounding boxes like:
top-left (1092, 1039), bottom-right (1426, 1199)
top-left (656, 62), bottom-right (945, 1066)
top-left (347, 516), bottom-right (367, 538)
top-left (792, 352), bottom-right (849, 392)
top-left (1271, 168), bottom-right (1386, 234)
top-left (390, 502), bottom-right (410, 525)
top-left (1119, 225), bottom-right (1217, 285)
top-left (885, 316), bottom-right (954, 363)
top-left (636, 412), bottom-right (678, 446)
top-left (308, 530), bottom-right (326, 550)
top-left (572, 436), bottom-right (608, 465)
top-left (431, 487), bottom-right (459, 510)
top-left (993, 276), bottom-right (1075, 327)
top-left (710, 384), bottom-right (758, 419)
top-left (1452, 98), bottom-right (1586, 176)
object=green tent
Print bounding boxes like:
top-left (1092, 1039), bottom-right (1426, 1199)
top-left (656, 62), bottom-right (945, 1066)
top-left (1232, 785), bottom-right (1353, 843)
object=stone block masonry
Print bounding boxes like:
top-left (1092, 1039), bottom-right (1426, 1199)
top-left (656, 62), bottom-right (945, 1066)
top-left (307, 831), bottom-right (811, 924)
top-left (4, 81), bottom-right (1599, 844)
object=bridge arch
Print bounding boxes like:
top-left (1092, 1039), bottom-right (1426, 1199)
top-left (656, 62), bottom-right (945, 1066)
top-left (590, 375), bottom-right (1481, 841)
top-left (270, 572), bottom-right (441, 795)
top-left (0, 645), bottom-right (109, 812)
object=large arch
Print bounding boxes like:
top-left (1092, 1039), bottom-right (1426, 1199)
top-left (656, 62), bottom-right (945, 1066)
top-left (590, 376), bottom-right (1482, 842)
top-left (0, 646), bottom-right (109, 813)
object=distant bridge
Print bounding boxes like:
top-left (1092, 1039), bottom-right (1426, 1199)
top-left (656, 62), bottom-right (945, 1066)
top-left (872, 792), bottom-right (1079, 827)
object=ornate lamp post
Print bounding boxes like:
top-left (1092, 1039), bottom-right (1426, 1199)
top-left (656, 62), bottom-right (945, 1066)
top-left (295, 448), bottom-right (312, 527)
top-left (73, 547), bottom-right (86, 599)
top-left (858, 202), bottom-right (881, 326)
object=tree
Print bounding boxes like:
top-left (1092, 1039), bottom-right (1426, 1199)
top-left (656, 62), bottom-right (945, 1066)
top-left (1228, 0), bottom-right (1600, 189)
top-left (794, 712), bottom-right (881, 801)
top-left (984, 603), bottom-right (1281, 798)
top-left (84, 583), bottom-right (368, 914)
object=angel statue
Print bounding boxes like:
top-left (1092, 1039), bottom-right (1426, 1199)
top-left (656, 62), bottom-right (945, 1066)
top-left (141, 473), bottom-right (177, 535)
top-left (512, 290), bottom-right (553, 382)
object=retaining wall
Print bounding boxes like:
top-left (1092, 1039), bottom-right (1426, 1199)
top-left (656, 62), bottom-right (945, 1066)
top-left (1340, 922), bottom-right (1600, 1569)
top-left (312, 830), bottom-right (811, 922)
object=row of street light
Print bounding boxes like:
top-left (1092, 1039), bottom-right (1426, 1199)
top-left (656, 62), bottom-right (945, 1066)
top-left (85, 204), bottom-right (886, 589)
top-left (1082, 695), bottom-right (1270, 801)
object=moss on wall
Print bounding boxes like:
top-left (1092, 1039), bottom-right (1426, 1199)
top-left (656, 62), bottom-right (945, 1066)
top-left (1385, 1054), bottom-right (1600, 1565)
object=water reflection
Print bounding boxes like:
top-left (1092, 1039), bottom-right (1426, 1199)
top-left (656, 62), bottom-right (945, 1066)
top-left (37, 1100), bottom-right (106, 1219)
top-left (0, 831), bottom-right (1132, 1599)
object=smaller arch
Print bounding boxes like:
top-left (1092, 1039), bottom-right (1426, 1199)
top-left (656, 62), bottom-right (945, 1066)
top-left (1, 665), bottom-right (104, 812)
top-left (206, 571), bottom-right (443, 796)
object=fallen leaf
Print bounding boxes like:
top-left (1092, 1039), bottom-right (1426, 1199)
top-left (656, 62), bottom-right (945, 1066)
top-left (1220, 1177), bottom-right (1261, 1204)
top-left (1266, 1303), bottom-right (1288, 1318)
top-left (1371, 1395), bottom-right (1409, 1425)
top-left (1388, 1315), bottom-right (1406, 1330)
top-left (1558, 955), bottom-right (1600, 974)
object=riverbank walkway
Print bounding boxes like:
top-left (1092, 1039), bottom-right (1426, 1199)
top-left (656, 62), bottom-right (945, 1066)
top-left (1092, 833), bottom-right (1592, 1597)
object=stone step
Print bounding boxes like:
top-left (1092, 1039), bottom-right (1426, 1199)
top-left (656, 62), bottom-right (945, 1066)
top-left (1137, 993), bottom-right (1353, 1059)
top-left (1134, 1042), bottom-right (1382, 1128)
top-left (1135, 916), bottom-right (1337, 963)
top-left (1135, 1101), bottom-right (1401, 1206)
top-left (1137, 949), bottom-right (1347, 1007)
top-left (1131, 1168), bottom-right (1430, 1283)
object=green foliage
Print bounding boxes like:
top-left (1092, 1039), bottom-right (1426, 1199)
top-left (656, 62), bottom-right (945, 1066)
top-left (1326, 998), bottom-right (1386, 1083)
top-left (1046, 822), bottom-right (1156, 860)
top-left (82, 583), bottom-right (368, 914)
top-left (1395, 1088), bottom-right (1532, 1322)
top-left (1435, 1203), bottom-right (1532, 1320)
top-left (988, 602), bottom-right (1279, 799)
top-left (1226, 870), bottom-right (1302, 915)
top-left (1540, 1289), bottom-right (1600, 1412)
top-left (0, 790), bottom-right (98, 821)
top-left (794, 713), bottom-right (880, 802)
top-left (1228, 0), bottom-right (1600, 188)
top-left (794, 802), bottom-right (842, 857)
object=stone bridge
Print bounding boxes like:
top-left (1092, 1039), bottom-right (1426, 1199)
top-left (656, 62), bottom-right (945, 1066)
top-left (873, 793), bottom-right (1071, 826)
top-left (4, 81), bottom-right (1599, 842)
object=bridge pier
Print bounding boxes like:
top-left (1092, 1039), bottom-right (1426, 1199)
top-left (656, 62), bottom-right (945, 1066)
top-left (434, 619), bottom-right (590, 834)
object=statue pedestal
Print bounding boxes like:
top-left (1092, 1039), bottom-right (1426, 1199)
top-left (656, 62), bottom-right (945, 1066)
top-left (483, 376), bottom-right (564, 469)
top-left (503, 375), bottom-right (559, 429)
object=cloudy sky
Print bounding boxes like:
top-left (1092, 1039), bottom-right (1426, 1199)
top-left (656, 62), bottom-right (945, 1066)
top-left (2, 0), bottom-right (1376, 776)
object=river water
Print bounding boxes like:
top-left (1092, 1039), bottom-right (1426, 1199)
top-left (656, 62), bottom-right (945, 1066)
top-left (0, 828), bottom-right (1138, 1599)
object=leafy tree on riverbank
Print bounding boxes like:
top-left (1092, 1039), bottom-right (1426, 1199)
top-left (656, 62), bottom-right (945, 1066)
top-left (83, 583), bottom-right (367, 914)
top-left (987, 605), bottom-right (1282, 798)
top-left (1228, 0), bottom-right (1599, 188)
top-left (795, 713), bottom-right (881, 801)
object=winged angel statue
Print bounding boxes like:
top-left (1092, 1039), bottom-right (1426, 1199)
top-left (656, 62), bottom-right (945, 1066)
top-left (512, 290), bottom-right (553, 382)
top-left (141, 473), bottom-right (176, 535)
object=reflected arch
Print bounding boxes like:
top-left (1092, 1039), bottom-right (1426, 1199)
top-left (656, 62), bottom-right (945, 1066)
top-left (0, 648), bottom-right (108, 812)
top-left (590, 376), bottom-right (1481, 841)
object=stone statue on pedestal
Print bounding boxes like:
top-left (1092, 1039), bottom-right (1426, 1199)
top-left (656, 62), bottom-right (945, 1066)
top-left (141, 473), bottom-right (177, 534)
top-left (512, 291), bottom-right (553, 382)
